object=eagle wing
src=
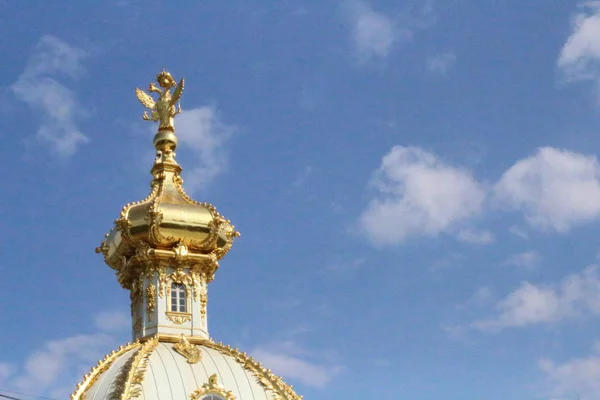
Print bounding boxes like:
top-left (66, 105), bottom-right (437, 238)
top-left (136, 88), bottom-right (155, 109)
top-left (170, 78), bottom-right (185, 106)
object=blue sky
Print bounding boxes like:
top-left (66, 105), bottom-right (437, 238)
top-left (2, 0), bottom-right (600, 399)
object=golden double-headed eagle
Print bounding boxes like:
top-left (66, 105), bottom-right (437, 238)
top-left (136, 70), bottom-right (184, 132)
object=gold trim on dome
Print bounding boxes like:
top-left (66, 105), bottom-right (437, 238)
top-left (144, 335), bottom-right (303, 400)
top-left (173, 334), bottom-right (202, 364)
top-left (70, 341), bottom-right (139, 400)
top-left (190, 374), bottom-right (236, 400)
top-left (166, 311), bottom-right (192, 324)
top-left (109, 335), bottom-right (158, 400)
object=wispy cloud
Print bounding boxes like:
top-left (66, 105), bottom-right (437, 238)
top-left (559, 2), bottom-right (600, 85)
top-left (509, 225), bottom-right (529, 239)
top-left (0, 310), bottom-right (127, 398)
top-left (473, 266), bottom-right (600, 331)
top-left (11, 35), bottom-right (89, 158)
top-left (359, 146), bottom-right (486, 245)
top-left (502, 250), bottom-right (541, 269)
top-left (456, 229), bottom-right (494, 245)
top-left (176, 106), bottom-right (235, 192)
top-left (427, 51), bottom-right (457, 75)
top-left (93, 309), bottom-right (131, 332)
top-left (494, 147), bottom-right (600, 232)
top-left (251, 341), bottom-right (343, 388)
top-left (538, 339), bottom-right (600, 400)
top-left (292, 165), bottom-right (313, 188)
top-left (344, 0), bottom-right (397, 60)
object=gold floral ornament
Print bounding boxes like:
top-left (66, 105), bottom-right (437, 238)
top-left (190, 374), bottom-right (236, 400)
top-left (173, 334), bottom-right (202, 364)
top-left (136, 70), bottom-right (184, 132)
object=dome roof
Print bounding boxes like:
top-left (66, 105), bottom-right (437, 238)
top-left (71, 336), bottom-right (301, 400)
top-left (97, 130), bottom-right (239, 291)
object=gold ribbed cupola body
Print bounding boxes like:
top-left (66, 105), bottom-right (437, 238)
top-left (96, 70), bottom-right (239, 341)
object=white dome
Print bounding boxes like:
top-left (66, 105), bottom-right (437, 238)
top-left (71, 336), bottom-right (301, 400)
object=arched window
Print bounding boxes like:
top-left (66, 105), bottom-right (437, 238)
top-left (170, 282), bottom-right (187, 312)
top-left (201, 395), bottom-right (225, 400)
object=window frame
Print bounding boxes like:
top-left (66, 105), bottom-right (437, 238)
top-left (170, 282), bottom-right (188, 313)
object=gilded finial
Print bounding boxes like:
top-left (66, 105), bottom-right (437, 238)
top-left (135, 70), bottom-right (184, 133)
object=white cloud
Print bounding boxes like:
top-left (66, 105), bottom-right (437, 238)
top-left (0, 362), bottom-right (12, 386)
top-left (559, 2), bottom-right (600, 83)
top-left (538, 340), bottom-right (600, 400)
top-left (509, 225), bottom-right (529, 239)
top-left (474, 266), bottom-right (600, 331)
top-left (456, 229), bottom-right (494, 244)
top-left (359, 146), bottom-right (486, 245)
top-left (251, 341), bottom-right (343, 388)
top-left (176, 106), bottom-right (234, 192)
top-left (1, 310), bottom-right (127, 398)
top-left (494, 147), bottom-right (600, 232)
top-left (427, 51), bottom-right (456, 75)
top-left (12, 333), bottom-right (115, 396)
top-left (468, 286), bottom-right (494, 307)
top-left (346, 0), bottom-right (396, 60)
top-left (503, 250), bottom-right (541, 269)
top-left (11, 35), bottom-right (89, 157)
top-left (292, 165), bottom-right (313, 188)
top-left (93, 309), bottom-right (130, 332)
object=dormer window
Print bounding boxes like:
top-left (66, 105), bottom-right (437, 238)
top-left (171, 282), bottom-right (187, 312)
top-left (201, 396), bottom-right (226, 400)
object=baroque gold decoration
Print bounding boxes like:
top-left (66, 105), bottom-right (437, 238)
top-left (70, 342), bottom-right (139, 400)
top-left (136, 70), bottom-right (184, 132)
top-left (146, 283), bottom-right (156, 321)
top-left (166, 311), bottom-right (191, 324)
top-left (109, 335), bottom-right (158, 400)
top-left (158, 266), bottom-right (168, 298)
top-left (203, 340), bottom-right (302, 400)
top-left (200, 292), bottom-right (208, 321)
top-left (189, 374), bottom-right (236, 400)
top-left (154, 335), bottom-right (302, 400)
top-left (169, 268), bottom-right (192, 297)
top-left (173, 335), bottom-right (201, 364)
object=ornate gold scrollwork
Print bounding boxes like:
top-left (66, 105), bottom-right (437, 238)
top-left (173, 335), bottom-right (201, 364)
top-left (70, 342), bottom-right (139, 400)
top-left (146, 284), bottom-right (156, 321)
top-left (108, 336), bottom-right (158, 400)
top-left (165, 311), bottom-right (191, 324)
top-left (170, 268), bottom-right (192, 297)
top-left (158, 266), bottom-right (168, 298)
top-left (189, 374), bottom-right (236, 400)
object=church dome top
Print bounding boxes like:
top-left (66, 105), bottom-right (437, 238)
top-left (98, 131), bottom-right (239, 287)
top-left (71, 336), bottom-right (301, 400)
top-left (96, 71), bottom-right (239, 291)
top-left (85, 70), bottom-right (301, 399)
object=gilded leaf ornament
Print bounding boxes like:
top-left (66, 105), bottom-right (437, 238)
top-left (173, 334), bottom-right (202, 364)
top-left (146, 283), bottom-right (156, 321)
top-left (189, 374), bottom-right (236, 400)
top-left (109, 336), bottom-right (158, 400)
top-left (166, 311), bottom-right (191, 324)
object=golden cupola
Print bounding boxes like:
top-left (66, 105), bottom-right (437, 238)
top-left (95, 70), bottom-right (239, 341)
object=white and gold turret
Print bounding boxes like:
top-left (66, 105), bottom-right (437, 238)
top-left (72, 71), bottom-right (301, 400)
top-left (96, 70), bottom-right (238, 341)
